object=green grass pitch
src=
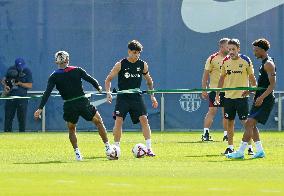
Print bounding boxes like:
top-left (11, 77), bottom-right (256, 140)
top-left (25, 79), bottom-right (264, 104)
top-left (0, 131), bottom-right (284, 195)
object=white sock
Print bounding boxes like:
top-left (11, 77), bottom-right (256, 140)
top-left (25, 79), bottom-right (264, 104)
top-left (74, 148), bottom-right (80, 153)
top-left (114, 142), bottom-right (120, 147)
top-left (255, 141), bottom-right (263, 152)
top-left (146, 139), bottom-right (151, 149)
top-left (204, 128), bottom-right (209, 134)
top-left (228, 145), bottom-right (234, 150)
top-left (238, 141), bottom-right (248, 154)
top-left (224, 131), bottom-right (227, 136)
top-left (248, 145), bottom-right (253, 150)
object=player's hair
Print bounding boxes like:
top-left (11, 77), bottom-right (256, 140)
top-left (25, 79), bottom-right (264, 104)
top-left (128, 40), bottom-right (143, 52)
top-left (252, 38), bottom-right (270, 51)
top-left (228, 38), bottom-right (240, 48)
top-left (219, 38), bottom-right (230, 45)
top-left (55, 51), bottom-right (69, 64)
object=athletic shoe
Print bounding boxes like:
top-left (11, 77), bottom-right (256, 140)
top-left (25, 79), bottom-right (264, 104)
top-left (252, 150), bottom-right (265, 159)
top-left (201, 132), bottom-right (213, 141)
top-left (223, 147), bottom-right (234, 155)
top-left (146, 149), bottom-right (156, 157)
top-left (223, 135), bottom-right (228, 141)
top-left (248, 148), bottom-right (254, 155)
top-left (226, 151), bottom-right (244, 159)
top-left (105, 145), bottom-right (114, 156)
top-left (75, 151), bottom-right (83, 161)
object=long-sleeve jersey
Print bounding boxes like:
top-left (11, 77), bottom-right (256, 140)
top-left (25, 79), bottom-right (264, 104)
top-left (39, 66), bottom-right (100, 109)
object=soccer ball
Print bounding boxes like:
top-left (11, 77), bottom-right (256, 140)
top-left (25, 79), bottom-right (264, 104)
top-left (107, 145), bottom-right (121, 160)
top-left (132, 143), bottom-right (147, 158)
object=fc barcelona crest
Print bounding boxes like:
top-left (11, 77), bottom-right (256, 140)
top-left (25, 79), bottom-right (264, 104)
top-left (179, 94), bottom-right (201, 112)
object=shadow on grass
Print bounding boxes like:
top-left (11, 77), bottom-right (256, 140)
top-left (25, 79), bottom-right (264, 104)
top-left (178, 141), bottom-right (222, 144)
top-left (83, 156), bottom-right (106, 160)
top-left (185, 154), bottom-right (223, 158)
top-left (13, 160), bottom-right (67, 165)
top-left (13, 156), bottom-right (108, 164)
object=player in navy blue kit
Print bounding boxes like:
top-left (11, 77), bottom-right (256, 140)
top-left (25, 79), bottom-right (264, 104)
top-left (105, 40), bottom-right (158, 156)
top-left (227, 38), bottom-right (276, 159)
top-left (34, 51), bottom-right (112, 161)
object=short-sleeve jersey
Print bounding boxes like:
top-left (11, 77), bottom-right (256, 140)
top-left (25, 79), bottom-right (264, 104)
top-left (204, 52), bottom-right (224, 88)
top-left (221, 54), bottom-right (254, 99)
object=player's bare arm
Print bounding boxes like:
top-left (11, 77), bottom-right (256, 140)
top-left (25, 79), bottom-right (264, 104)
top-left (105, 62), bottom-right (121, 103)
top-left (242, 74), bottom-right (257, 97)
top-left (201, 70), bottom-right (210, 99)
top-left (143, 63), bottom-right (158, 108)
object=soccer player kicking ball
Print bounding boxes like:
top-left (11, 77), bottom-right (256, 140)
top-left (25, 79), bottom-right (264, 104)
top-left (105, 40), bottom-right (158, 156)
top-left (227, 38), bottom-right (276, 159)
top-left (34, 51), bottom-right (113, 161)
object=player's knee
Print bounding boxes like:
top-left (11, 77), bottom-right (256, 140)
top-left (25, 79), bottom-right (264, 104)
top-left (245, 119), bottom-right (254, 128)
top-left (139, 115), bottom-right (148, 124)
top-left (208, 108), bottom-right (217, 116)
top-left (67, 123), bottom-right (76, 132)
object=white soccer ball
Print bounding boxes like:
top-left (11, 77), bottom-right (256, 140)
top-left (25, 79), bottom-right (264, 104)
top-left (107, 145), bottom-right (121, 160)
top-left (132, 143), bottom-right (147, 158)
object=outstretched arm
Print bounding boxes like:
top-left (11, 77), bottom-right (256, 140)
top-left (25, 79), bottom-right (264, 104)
top-left (105, 62), bottom-right (121, 103)
top-left (80, 68), bottom-right (101, 91)
top-left (34, 76), bottom-right (55, 119)
top-left (143, 63), bottom-right (158, 108)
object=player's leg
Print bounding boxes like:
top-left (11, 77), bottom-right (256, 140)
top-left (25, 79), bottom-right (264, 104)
top-left (67, 121), bottom-right (82, 161)
top-left (252, 126), bottom-right (265, 158)
top-left (202, 107), bottom-right (217, 141)
top-left (237, 98), bottom-right (254, 155)
top-left (113, 116), bottom-right (123, 147)
top-left (226, 118), bottom-right (256, 159)
top-left (226, 119), bottom-right (235, 154)
top-left (202, 91), bottom-right (218, 141)
top-left (79, 97), bottom-right (113, 156)
top-left (241, 119), bottom-right (254, 155)
top-left (252, 99), bottom-right (274, 158)
top-left (63, 101), bottom-right (82, 161)
top-left (91, 111), bottom-right (113, 155)
top-left (220, 92), bottom-right (228, 141)
top-left (139, 115), bottom-right (155, 156)
top-left (223, 98), bottom-right (236, 154)
top-left (92, 111), bottom-right (108, 143)
top-left (130, 96), bottom-right (155, 156)
top-left (112, 96), bottom-right (128, 147)
top-left (221, 108), bottom-right (228, 141)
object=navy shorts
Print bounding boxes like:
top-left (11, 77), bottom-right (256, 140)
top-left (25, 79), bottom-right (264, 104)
top-left (249, 96), bottom-right (275, 125)
top-left (224, 97), bottom-right (248, 120)
top-left (113, 94), bottom-right (147, 124)
top-left (63, 97), bottom-right (97, 124)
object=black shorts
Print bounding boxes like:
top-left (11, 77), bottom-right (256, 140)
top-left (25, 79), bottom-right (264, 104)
top-left (113, 94), bottom-right (147, 124)
top-left (224, 97), bottom-right (248, 120)
top-left (248, 97), bottom-right (275, 125)
top-left (63, 97), bottom-right (97, 124)
top-left (209, 91), bottom-right (225, 107)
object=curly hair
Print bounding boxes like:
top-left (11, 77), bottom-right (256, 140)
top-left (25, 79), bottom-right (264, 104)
top-left (252, 38), bottom-right (270, 51)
